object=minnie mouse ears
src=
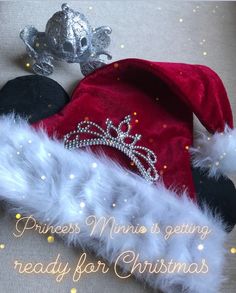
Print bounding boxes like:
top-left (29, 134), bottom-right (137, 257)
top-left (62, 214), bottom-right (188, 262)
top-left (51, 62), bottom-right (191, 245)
top-left (0, 71), bottom-right (236, 231)
top-left (0, 75), bottom-right (69, 123)
top-left (0, 59), bottom-right (236, 293)
top-left (0, 64), bottom-right (235, 232)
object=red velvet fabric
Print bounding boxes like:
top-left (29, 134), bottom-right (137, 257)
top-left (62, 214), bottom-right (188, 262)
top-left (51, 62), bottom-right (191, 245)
top-left (33, 58), bottom-right (233, 200)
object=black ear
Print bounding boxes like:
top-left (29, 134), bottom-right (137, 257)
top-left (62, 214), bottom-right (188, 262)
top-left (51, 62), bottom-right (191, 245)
top-left (0, 75), bottom-right (69, 123)
top-left (192, 166), bottom-right (236, 232)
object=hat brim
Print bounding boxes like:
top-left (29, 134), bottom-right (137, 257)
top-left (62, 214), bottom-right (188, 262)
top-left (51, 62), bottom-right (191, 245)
top-left (0, 115), bottom-right (226, 293)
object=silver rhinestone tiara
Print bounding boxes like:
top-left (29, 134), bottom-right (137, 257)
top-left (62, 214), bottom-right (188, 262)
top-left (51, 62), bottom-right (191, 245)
top-left (64, 115), bottom-right (159, 183)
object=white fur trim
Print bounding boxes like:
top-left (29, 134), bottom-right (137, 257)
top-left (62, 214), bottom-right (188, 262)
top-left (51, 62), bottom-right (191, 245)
top-left (191, 126), bottom-right (236, 178)
top-left (0, 115), bottom-right (227, 293)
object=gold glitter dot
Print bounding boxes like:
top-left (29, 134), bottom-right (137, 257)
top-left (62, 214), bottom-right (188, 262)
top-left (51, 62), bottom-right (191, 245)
top-left (203, 51), bottom-right (207, 56)
top-left (47, 236), bottom-right (54, 243)
top-left (163, 165), bottom-right (167, 169)
top-left (185, 145), bottom-right (189, 150)
top-left (80, 202), bottom-right (85, 208)
top-left (198, 244), bottom-right (204, 251)
top-left (0, 244), bottom-right (5, 249)
top-left (69, 174), bottom-right (75, 179)
top-left (15, 213), bottom-right (21, 220)
top-left (84, 116), bottom-right (89, 121)
top-left (71, 288), bottom-right (77, 293)
top-left (135, 119), bottom-right (139, 124)
top-left (179, 18), bottom-right (183, 23)
top-left (139, 226), bottom-right (147, 234)
top-left (130, 161), bottom-right (135, 166)
top-left (25, 63), bottom-right (30, 68)
top-left (230, 248), bottom-right (236, 254)
top-left (114, 63), bottom-right (119, 68)
top-left (120, 44), bottom-right (125, 49)
top-left (92, 162), bottom-right (98, 168)
top-left (133, 112), bottom-right (137, 116)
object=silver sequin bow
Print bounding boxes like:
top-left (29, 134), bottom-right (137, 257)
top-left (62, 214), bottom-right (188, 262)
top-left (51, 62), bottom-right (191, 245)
top-left (64, 115), bottom-right (159, 183)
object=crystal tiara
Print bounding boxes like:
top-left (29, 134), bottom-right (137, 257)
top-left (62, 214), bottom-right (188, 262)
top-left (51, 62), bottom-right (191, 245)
top-left (64, 115), bottom-right (159, 183)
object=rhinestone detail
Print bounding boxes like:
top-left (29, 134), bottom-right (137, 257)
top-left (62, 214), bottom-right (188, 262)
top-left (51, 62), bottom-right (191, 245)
top-left (64, 115), bottom-right (159, 183)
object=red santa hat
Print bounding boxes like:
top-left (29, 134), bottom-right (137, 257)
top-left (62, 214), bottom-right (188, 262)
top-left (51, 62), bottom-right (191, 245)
top-left (0, 58), bottom-right (235, 293)
top-left (34, 58), bottom-right (234, 193)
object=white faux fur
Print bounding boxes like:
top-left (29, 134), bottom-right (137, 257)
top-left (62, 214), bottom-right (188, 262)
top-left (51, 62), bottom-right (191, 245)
top-left (191, 126), bottom-right (236, 178)
top-left (0, 115), bottom-right (227, 293)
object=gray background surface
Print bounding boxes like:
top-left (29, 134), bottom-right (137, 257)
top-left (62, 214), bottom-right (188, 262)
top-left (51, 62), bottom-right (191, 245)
top-left (0, 1), bottom-right (236, 292)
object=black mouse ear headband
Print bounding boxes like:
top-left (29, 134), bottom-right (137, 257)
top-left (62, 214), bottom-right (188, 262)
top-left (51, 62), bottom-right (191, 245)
top-left (0, 77), bottom-right (234, 293)
top-left (0, 75), bottom-right (69, 123)
top-left (2, 65), bottom-right (236, 236)
top-left (0, 73), bottom-right (236, 233)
